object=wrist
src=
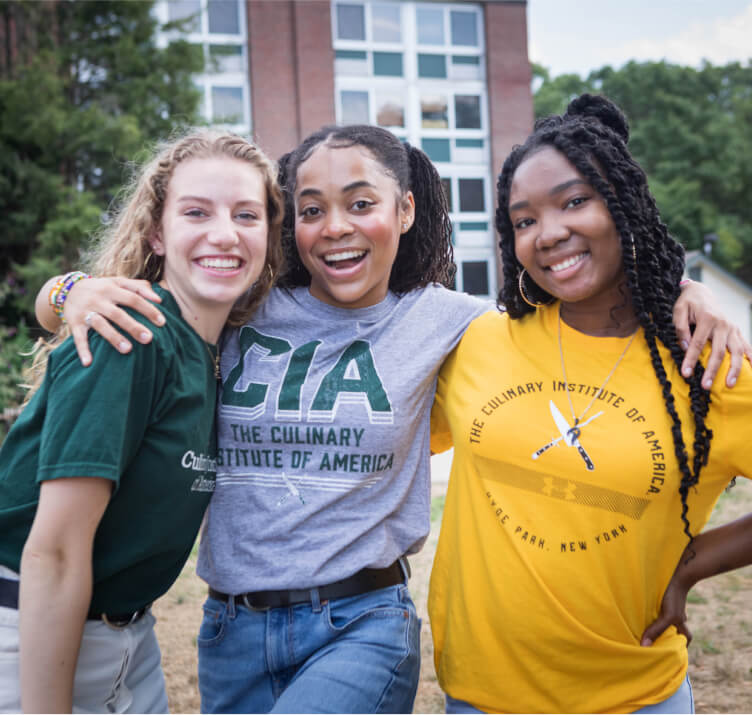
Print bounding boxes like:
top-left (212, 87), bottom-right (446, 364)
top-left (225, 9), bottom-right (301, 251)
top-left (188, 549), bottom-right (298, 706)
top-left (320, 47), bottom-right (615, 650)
top-left (48, 271), bottom-right (91, 323)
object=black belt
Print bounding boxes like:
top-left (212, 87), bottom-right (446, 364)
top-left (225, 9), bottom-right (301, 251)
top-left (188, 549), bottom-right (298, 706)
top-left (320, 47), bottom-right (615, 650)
top-left (209, 559), bottom-right (407, 611)
top-left (0, 577), bottom-right (149, 627)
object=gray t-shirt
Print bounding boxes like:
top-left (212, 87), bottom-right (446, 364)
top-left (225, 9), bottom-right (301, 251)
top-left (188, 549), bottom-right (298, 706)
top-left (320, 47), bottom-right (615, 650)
top-left (197, 285), bottom-right (489, 592)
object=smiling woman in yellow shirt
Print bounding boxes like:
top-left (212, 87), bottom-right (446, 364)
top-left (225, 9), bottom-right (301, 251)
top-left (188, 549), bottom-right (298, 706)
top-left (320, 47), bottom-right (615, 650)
top-left (429, 94), bottom-right (752, 714)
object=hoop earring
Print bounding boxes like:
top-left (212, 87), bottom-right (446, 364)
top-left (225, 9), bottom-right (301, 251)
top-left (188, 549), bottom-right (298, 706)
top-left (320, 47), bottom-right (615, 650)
top-left (518, 268), bottom-right (545, 308)
top-left (143, 251), bottom-right (162, 280)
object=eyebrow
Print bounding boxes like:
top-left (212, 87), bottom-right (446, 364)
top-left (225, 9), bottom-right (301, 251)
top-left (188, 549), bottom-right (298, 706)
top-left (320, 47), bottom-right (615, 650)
top-left (509, 178), bottom-right (589, 212)
top-left (297, 180), bottom-right (377, 199)
top-left (176, 195), bottom-right (263, 206)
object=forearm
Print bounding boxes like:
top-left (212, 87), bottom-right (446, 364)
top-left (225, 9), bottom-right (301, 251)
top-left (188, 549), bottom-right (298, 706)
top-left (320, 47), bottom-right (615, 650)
top-left (35, 275), bottom-right (64, 332)
top-left (676, 513), bottom-right (752, 589)
top-left (19, 544), bottom-right (92, 712)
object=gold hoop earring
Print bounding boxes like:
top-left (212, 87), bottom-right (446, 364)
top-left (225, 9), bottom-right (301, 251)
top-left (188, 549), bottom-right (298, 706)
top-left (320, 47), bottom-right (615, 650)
top-left (143, 251), bottom-right (162, 280)
top-left (518, 268), bottom-right (545, 308)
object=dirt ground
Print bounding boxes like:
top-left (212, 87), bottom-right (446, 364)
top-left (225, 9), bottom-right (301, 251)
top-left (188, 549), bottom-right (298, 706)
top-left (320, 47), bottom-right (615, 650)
top-left (155, 469), bottom-right (752, 713)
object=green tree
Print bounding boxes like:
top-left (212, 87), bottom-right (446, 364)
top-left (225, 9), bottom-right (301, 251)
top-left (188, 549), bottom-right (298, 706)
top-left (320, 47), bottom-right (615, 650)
top-left (0, 0), bottom-right (203, 411)
top-left (533, 60), bottom-right (752, 284)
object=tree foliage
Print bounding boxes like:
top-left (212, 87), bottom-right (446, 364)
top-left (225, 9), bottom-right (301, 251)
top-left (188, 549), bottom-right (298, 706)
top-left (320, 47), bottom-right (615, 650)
top-left (533, 60), bottom-right (752, 285)
top-left (0, 0), bottom-right (203, 411)
top-left (0, 0), bottom-right (203, 316)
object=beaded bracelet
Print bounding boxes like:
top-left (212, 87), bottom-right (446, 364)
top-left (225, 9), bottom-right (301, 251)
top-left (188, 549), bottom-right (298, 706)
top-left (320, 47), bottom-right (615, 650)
top-left (48, 271), bottom-right (91, 323)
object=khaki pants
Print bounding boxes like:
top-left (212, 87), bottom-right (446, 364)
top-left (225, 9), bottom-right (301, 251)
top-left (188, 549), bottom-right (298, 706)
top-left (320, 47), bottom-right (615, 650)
top-left (0, 569), bottom-right (168, 714)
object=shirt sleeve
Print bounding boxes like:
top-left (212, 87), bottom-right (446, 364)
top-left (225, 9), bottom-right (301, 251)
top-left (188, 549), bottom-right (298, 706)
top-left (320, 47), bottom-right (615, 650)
top-left (431, 345), bottom-right (458, 454)
top-left (37, 333), bottom-right (162, 487)
top-left (713, 354), bottom-right (752, 480)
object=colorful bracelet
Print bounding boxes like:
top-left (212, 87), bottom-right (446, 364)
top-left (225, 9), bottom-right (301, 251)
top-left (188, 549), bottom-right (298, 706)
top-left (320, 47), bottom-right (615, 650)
top-left (48, 271), bottom-right (91, 323)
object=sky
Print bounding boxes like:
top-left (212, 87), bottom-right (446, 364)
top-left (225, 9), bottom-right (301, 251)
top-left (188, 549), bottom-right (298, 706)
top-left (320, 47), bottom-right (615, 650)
top-left (528, 0), bottom-right (752, 77)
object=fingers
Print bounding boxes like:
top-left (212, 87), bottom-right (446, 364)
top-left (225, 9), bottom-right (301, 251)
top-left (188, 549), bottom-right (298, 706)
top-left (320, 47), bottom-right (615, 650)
top-left (676, 620), bottom-right (693, 646)
top-left (723, 331), bottom-right (744, 389)
top-left (84, 311), bottom-right (133, 355)
top-left (641, 615), bottom-right (671, 647)
top-left (104, 284), bottom-right (165, 332)
top-left (672, 300), bottom-right (692, 353)
top-left (116, 278), bottom-right (162, 304)
top-left (699, 324), bottom-right (730, 390)
top-left (70, 324), bottom-right (93, 367)
top-left (680, 320), bottom-right (713, 381)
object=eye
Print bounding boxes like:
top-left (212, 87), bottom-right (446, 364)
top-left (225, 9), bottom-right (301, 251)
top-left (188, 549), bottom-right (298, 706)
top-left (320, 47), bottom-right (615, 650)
top-left (513, 217), bottom-right (535, 230)
top-left (351, 199), bottom-right (374, 211)
top-left (565, 196), bottom-right (589, 209)
top-left (185, 208), bottom-right (207, 218)
top-left (299, 205), bottom-right (321, 219)
top-left (236, 210), bottom-right (258, 221)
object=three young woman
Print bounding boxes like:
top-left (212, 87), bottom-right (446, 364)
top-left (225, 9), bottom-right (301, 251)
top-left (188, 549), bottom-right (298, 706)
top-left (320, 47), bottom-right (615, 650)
top-left (429, 94), bottom-right (751, 713)
top-left (34, 118), bottom-right (749, 713)
top-left (0, 130), bottom-right (282, 713)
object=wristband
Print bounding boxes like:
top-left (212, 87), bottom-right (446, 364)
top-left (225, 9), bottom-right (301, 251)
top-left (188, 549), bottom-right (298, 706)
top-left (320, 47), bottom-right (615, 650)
top-left (678, 278), bottom-right (692, 287)
top-left (48, 271), bottom-right (91, 323)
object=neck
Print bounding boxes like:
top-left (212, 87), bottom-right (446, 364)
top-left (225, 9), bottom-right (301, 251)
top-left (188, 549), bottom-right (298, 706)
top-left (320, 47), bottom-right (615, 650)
top-left (159, 279), bottom-right (228, 344)
top-left (559, 300), bottom-right (639, 337)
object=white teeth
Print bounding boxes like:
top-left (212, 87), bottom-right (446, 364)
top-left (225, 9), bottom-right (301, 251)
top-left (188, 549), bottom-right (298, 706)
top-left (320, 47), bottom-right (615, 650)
top-left (324, 249), bottom-right (366, 263)
top-left (199, 257), bottom-right (240, 269)
top-left (550, 253), bottom-right (586, 272)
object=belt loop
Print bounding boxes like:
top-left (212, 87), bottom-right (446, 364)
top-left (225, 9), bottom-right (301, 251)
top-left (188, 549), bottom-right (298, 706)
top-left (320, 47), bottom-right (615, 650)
top-left (398, 556), bottom-right (411, 582)
top-left (227, 593), bottom-right (236, 618)
top-left (310, 587), bottom-right (322, 613)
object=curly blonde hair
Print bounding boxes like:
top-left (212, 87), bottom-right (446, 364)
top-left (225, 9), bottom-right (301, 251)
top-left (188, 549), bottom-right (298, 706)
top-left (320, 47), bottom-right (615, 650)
top-left (26, 129), bottom-right (284, 397)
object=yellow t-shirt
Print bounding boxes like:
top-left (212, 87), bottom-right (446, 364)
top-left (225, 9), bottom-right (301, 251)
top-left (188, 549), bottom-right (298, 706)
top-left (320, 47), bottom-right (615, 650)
top-left (429, 306), bottom-right (751, 714)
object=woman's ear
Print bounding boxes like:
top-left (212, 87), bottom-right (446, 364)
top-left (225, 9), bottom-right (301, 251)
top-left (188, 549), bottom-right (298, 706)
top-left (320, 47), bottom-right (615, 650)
top-left (150, 233), bottom-right (166, 256)
top-left (400, 191), bottom-right (416, 234)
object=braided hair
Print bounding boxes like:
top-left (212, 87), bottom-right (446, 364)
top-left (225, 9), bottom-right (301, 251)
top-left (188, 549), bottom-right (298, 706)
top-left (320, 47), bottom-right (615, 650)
top-left (277, 124), bottom-right (455, 292)
top-left (496, 93), bottom-right (712, 546)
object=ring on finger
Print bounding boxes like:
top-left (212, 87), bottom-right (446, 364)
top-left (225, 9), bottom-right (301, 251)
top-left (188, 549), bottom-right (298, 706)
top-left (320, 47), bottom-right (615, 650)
top-left (84, 311), bottom-right (98, 328)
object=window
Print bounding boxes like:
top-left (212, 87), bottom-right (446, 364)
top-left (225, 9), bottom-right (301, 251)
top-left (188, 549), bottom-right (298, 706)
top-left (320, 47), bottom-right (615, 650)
top-left (459, 178), bottom-right (485, 212)
top-left (416, 7), bottom-right (444, 44)
top-left (455, 94), bottom-right (481, 129)
top-left (462, 261), bottom-right (489, 295)
top-left (167, 0), bottom-right (200, 31)
top-left (421, 95), bottom-right (448, 128)
top-left (208, 0), bottom-right (240, 34)
top-left (372, 3), bottom-right (401, 42)
top-left (332, 2), bottom-right (493, 296)
top-left (337, 3), bottom-right (366, 40)
top-left (450, 10), bottom-right (478, 46)
top-left (156, 0), bottom-right (249, 129)
top-left (376, 92), bottom-right (405, 127)
top-left (211, 86), bottom-right (243, 123)
top-left (418, 53), bottom-right (446, 78)
top-left (210, 44), bottom-right (243, 72)
top-left (341, 90), bottom-right (370, 124)
top-left (373, 51), bottom-right (403, 76)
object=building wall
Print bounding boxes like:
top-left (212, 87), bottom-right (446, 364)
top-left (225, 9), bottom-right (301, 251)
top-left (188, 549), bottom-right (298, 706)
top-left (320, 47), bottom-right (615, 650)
top-left (247, 0), bottom-right (335, 159)
top-left (687, 263), bottom-right (752, 343)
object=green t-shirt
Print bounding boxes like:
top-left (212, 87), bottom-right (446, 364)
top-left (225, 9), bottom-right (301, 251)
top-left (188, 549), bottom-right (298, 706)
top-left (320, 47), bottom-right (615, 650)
top-left (0, 285), bottom-right (217, 614)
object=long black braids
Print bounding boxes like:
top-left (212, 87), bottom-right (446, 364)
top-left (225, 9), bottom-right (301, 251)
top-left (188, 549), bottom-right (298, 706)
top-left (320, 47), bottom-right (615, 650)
top-left (276, 124), bottom-right (455, 292)
top-left (496, 94), bottom-right (712, 547)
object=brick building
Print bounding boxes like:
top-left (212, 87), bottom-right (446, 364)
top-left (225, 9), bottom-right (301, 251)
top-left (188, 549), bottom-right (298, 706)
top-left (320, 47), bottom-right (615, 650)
top-left (155, 0), bottom-right (533, 296)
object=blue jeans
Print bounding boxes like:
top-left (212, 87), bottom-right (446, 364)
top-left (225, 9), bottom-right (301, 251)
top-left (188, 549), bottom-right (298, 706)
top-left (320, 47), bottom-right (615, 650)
top-left (445, 674), bottom-right (694, 714)
top-left (197, 583), bottom-right (421, 713)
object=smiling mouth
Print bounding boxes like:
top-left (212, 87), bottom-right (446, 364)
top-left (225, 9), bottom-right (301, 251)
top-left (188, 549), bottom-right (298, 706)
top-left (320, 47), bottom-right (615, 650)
top-left (323, 249), bottom-right (367, 269)
top-left (198, 257), bottom-right (242, 270)
top-left (549, 252), bottom-right (588, 273)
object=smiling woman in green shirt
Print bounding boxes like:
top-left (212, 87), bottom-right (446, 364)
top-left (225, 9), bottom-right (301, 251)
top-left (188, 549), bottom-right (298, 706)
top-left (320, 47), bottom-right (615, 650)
top-left (0, 130), bottom-right (282, 714)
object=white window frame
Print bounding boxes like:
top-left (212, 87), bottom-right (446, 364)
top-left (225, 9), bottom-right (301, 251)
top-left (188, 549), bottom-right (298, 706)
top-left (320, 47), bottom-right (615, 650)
top-left (154, 0), bottom-right (251, 132)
